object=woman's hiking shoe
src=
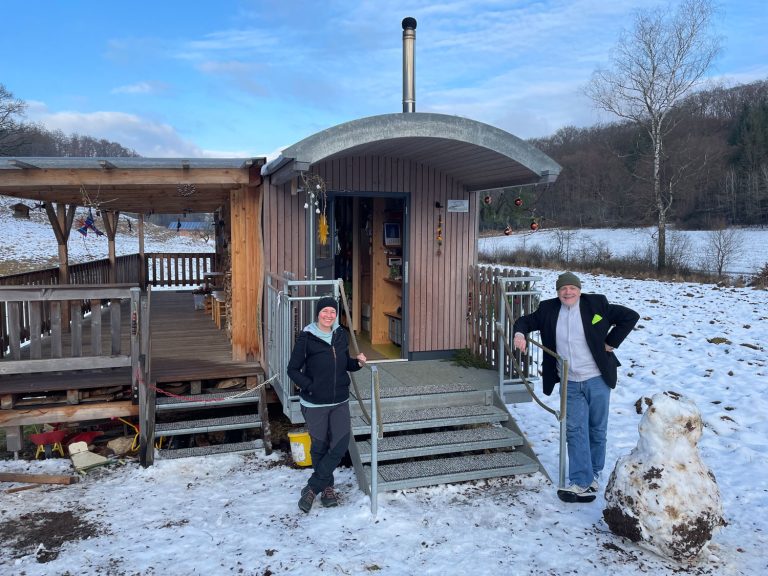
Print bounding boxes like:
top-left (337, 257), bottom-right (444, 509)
top-left (298, 486), bottom-right (316, 513)
top-left (557, 483), bottom-right (597, 503)
top-left (320, 486), bottom-right (340, 507)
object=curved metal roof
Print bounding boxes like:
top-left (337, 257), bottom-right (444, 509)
top-left (262, 112), bottom-right (560, 191)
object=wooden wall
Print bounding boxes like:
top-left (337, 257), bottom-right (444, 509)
top-left (263, 156), bottom-right (478, 355)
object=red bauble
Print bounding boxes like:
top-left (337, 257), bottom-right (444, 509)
top-left (514, 197), bottom-right (523, 207)
top-left (483, 195), bottom-right (492, 205)
top-left (530, 221), bottom-right (539, 231)
top-left (504, 225), bottom-right (512, 236)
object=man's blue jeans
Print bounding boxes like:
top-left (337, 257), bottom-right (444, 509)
top-left (562, 375), bottom-right (611, 487)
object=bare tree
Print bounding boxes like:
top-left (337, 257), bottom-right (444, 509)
top-left (586, 0), bottom-right (720, 270)
top-left (0, 84), bottom-right (27, 155)
top-left (702, 227), bottom-right (744, 278)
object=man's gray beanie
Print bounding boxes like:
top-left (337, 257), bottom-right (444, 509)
top-left (556, 272), bottom-right (582, 290)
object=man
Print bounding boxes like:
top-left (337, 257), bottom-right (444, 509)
top-left (513, 272), bottom-right (639, 503)
top-left (287, 296), bottom-right (366, 513)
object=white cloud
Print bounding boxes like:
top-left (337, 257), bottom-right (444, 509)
top-left (111, 81), bottom-right (168, 95)
top-left (24, 103), bottom-right (206, 157)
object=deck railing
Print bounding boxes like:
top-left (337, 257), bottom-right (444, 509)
top-left (0, 252), bottom-right (217, 290)
top-left (467, 265), bottom-right (541, 372)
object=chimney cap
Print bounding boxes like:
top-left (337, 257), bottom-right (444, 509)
top-left (402, 17), bottom-right (417, 30)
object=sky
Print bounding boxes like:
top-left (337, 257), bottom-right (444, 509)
top-left (2, 262), bottom-right (767, 575)
top-left (1, 0), bottom-right (766, 159)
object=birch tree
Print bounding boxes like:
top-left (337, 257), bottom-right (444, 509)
top-left (586, 0), bottom-right (720, 269)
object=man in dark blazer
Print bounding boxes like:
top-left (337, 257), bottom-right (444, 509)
top-left (513, 272), bottom-right (639, 502)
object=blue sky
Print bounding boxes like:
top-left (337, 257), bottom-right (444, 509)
top-left (2, 0), bottom-right (766, 158)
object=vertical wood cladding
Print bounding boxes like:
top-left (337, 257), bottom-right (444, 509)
top-left (263, 156), bottom-right (478, 354)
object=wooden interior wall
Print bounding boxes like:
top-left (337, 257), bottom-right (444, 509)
top-left (230, 184), bottom-right (264, 362)
top-left (314, 157), bottom-right (478, 354)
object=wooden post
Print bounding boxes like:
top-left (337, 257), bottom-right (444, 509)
top-left (229, 182), bottom-right (263, 362)
top-left (138, 214), bottom-right (146, 288)
top-left (101, 210), bottom-right (121, 284)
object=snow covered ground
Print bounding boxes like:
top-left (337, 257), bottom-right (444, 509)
top-left (479, 227), bottom-right (768, 277)
top-left (0, 194), bottom-right (211, 275)
top-left (2, 267), bottom-right (767, 575)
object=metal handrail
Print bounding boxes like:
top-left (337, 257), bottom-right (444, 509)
top-left (369, 365), bottom-right (382, 516)
top-left (496, 296), bottom-right (569, 489)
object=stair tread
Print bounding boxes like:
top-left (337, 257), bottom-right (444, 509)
top-left (157, 440), bottom-right (264, 460)
top-left (352, 404), bottom-right (506, 431)
top-left (357, 426), bottom-right (520, 456)
top-left (155, 414), bottom-right (261, 434)
top-left (156, 389), bottom-right (261, 409)
top-left (371, 451), bottom-right (537, 483)
top-left (352, 382), bottom-right (480, 400)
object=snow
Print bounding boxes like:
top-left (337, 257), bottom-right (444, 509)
top-left (2, 199), bottom-right (768, 575)
top-left (0, 195), bottom-right (211, 274)
top-left (479, 227), bottom-right (768, 277)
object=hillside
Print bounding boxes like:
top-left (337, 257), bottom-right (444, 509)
top-left (0, 194), bottom-right (212, 277)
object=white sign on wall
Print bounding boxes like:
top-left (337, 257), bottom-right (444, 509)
top-left (446, 199), bottom-right (469, 213)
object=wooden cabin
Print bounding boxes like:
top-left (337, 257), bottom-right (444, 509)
top-left (261, 111), bottom-right (560, 361)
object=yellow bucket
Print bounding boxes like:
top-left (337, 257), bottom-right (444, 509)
top-left (288, 430), bottom-right (312, 467)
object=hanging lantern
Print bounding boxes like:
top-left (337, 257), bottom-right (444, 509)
top-left (514, 197), bottom-right (523, 207)
top-left (483, 195), bottom-right (492, 205)
top-left (530, 221), bottom-right (539, 231)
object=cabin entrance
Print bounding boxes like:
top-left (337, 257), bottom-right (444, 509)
top-left (311, 194), bottom-right (407, 360)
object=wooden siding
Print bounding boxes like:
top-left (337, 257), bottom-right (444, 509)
top-left (263, 156), bottom-right (478, 355)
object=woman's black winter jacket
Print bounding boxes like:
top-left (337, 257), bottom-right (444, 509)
top-left (286, 327), bottom-right (362, 404)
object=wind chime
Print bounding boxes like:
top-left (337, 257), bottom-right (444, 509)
top-left (301, 172), bottom-right (329, 245)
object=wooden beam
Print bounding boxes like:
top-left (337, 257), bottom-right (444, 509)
top-left (0, 400), bottom-right (139, 427)
top-left (0, 473), bottom-right (79, 485)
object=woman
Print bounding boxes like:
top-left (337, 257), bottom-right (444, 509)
top-left (287, 296), bottom-right (366, 513)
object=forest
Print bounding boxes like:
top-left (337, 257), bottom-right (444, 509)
top-left (482, 79), bottom-right (768, 232)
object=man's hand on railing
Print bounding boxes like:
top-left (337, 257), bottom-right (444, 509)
top-left (513, 332), bottom-right (527, 352)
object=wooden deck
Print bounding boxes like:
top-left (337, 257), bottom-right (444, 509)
top-left (0, 290), bottom-right (263, 430)
top-left (149, 291), bottom-right (263, 383)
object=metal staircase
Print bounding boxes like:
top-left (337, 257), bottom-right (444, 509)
top-left (151, 386), bottom-right (272, 461)
top-left (348, 368), bottom-right (542, 494)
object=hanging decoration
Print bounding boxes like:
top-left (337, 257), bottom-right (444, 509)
top-left (436, 212), bottom-right (443, 255)
top-left (483, 195), bottom-right (493, 205)
top-left (77, 208), bottom-right (105, 237)
top-left (177, 183), bottom-right (197, 197)
top-left (504, 224), bottom-right (513, 236)
top-left (514, 197), bottom-right (523, 207)
top-left (530, 220), bottom-right (540, 231)
top-left (300, 172), bottom-right (329, 245)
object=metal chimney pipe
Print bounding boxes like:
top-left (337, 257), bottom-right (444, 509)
top-left (402, 17), bottom-right (417, 113)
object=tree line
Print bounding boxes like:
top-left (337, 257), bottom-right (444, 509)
top-left (0, 84), bottom-right (137, 158)
top-left (483, 79), bottom-right (768, 233)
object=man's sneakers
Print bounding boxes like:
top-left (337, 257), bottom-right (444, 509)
top-left (320, 486), bottom-right (340, 508)
top-left (557, 482), bottom-right (598, 503)
top-left (298, 486), bottom-right (316, 513)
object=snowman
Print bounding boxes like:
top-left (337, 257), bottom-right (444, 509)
top-left (603, 390), bottom-right (726, 562)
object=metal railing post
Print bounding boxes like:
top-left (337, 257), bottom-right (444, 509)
top-left (370, 365), bottom-right (380, 516)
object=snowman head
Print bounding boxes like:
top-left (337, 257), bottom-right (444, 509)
top-left (638, 391), bottom-right (703, 448)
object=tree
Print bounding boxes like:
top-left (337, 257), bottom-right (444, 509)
top-left (0, 83), bottom-right (26, 155)
top-left (702, 226), bottom-right (744, 278)
top-left (586, 0), bottom-right (720, 269)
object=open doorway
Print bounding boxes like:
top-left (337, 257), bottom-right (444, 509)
top-left (318, 195), bottom-right (406, 360)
